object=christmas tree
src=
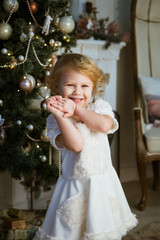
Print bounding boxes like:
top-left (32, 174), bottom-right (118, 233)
top-left (0, 0), bottom-right (76, 200)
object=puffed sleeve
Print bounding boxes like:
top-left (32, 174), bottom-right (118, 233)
top-left (46, 114), bottom-right (65, 150)
top-left (88, 99), bottom-right (119, 134)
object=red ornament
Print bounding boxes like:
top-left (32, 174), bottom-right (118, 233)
top-left (30, 1), bottom-right (38, 14)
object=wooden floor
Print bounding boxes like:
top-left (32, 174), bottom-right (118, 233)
top-left (122, 178), bottom-right (160, 233)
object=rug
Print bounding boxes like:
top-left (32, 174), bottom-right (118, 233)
top-left (122, 222), bottom-right (160, 240)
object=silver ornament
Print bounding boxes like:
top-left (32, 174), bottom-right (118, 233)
top-left (16, 120), bottom-right (22, 125)
top-left (40, 128), bottom-right (49, 142)
top-left (1, 48), bottom-right (8, 54)
top-left (42, 102), bottom-right (47, 110)
top-left (3, 0), bottom-right (19, 13)
top-left (45, 71), bottom-right (50, 76)
top-left (29, 86), bottom-right (50, 109)
top-left (40, 155), bottom-right (47, 162)
top-left (0, 22), bottom-right (13, 40)
top-left (49, 39), bottom-right (55, 46)
top-left (58, 41), bottom-right (62, 47)
top-left (18, 55), bottom-right (24, 62)
top-left (59, 16), bottom-right (75, 34)
top-left (20, 33), bottom-right (28, 42)
top-left (28, 31), bottom-right (34, 38)
top-left (0, 115), bottom-right (4, 126)
top-left (19, 74), bottom-right (36, 92)
top-left (27, 124), bottom-right (34, 131)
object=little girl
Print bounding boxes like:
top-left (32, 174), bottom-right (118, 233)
top-left (34, 53), bottom-right (138, 240)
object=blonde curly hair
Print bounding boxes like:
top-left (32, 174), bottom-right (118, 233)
top-left (46, 53), bottom-right (107, 96)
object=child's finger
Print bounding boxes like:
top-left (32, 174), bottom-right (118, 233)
top-left (53, 101), bottom-right (63, 107)
top-left (53, 103), bottom-right (64, 111)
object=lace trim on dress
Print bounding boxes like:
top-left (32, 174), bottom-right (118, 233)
top-left (83, 215), bottom-right (138, 240)
top-left (56, 195), bottom-right (88, 230)
top-left (33, 227), bottom-right (59, 240)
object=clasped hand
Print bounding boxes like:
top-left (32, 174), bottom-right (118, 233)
top-left (45, 95), bottom-right (76, 118)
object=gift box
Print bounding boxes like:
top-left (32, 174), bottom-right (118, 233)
top-left (0, 209), bottom-right (44, 240)
top-left (3, 218), bottom-right (26, 230)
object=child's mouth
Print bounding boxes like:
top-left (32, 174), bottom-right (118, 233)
top-left (70, 97), bottom-right (84, 104)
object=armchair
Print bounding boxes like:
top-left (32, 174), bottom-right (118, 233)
top-left (131, 0), bottom-right (160, 210)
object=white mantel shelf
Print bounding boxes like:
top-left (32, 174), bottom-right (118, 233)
top-left (75, 39), bottom-right (126, 60)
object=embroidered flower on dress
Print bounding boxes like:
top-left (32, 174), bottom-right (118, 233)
top-left (56, 195), bottom-right (88, 230)
top-left (72, 123), bottom-right (109, 178)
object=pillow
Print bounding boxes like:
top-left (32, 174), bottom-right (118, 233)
top-left (139, 75), bottom-right (160, 124)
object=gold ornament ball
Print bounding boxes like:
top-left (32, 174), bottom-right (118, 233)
top-left (40, 128), bottom-right (50, 142)
top-left (0, 22), bottom-right (13, 40)
top-left (3, 0), bottom-right (19, 13)
top-left (59, 16), bottom-right (75, 34)
top-left (53, 16), bottom-right (60, 27)
top-left (0, 99), bottom-right (3, 107)
top-left (49, 39), bottom-right (55, 46)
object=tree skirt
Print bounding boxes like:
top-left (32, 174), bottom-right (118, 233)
top-left (122, 222), bottom-right (160, 240)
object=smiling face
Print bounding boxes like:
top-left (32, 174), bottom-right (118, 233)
top-left (57, 69), bottom-right (93, 108)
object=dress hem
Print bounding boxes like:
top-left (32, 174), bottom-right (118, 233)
top-left (33, 214), bottom-right (138, 240)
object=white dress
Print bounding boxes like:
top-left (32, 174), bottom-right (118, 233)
top-left (34, 99), bottom-right (138, 240)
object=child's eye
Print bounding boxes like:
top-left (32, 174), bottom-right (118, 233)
top-left (66, 84), bottom-right (73, 86)
top-left (82, 85), bottom-right (88, 87)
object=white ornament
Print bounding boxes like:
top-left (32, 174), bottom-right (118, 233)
top-left (58, 41), bottom-right (62, 47)
top-left (27, 124), bottom-right (34, 131)
top-left (42, 102), bottom-right (47, 110)
top-left (1, 48), bottom-right (8, 54)
top-left (28, 31), bottom-right (34, 38)
top-left (40, 155), bottom-right (47, 162)
top-left (42, 15), bottom-right (53, 35)
top-left (18, 55), bottom-right (24, 62)
top-left (59, 16), bottom-right (75, 34)
top-left (16, 120), bottom-right (22, 125)
top-left (45, 71), bottom-right (50, 76)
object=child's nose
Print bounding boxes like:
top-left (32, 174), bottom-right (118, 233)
top-left (74, 86), bottom-right (82, 94)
